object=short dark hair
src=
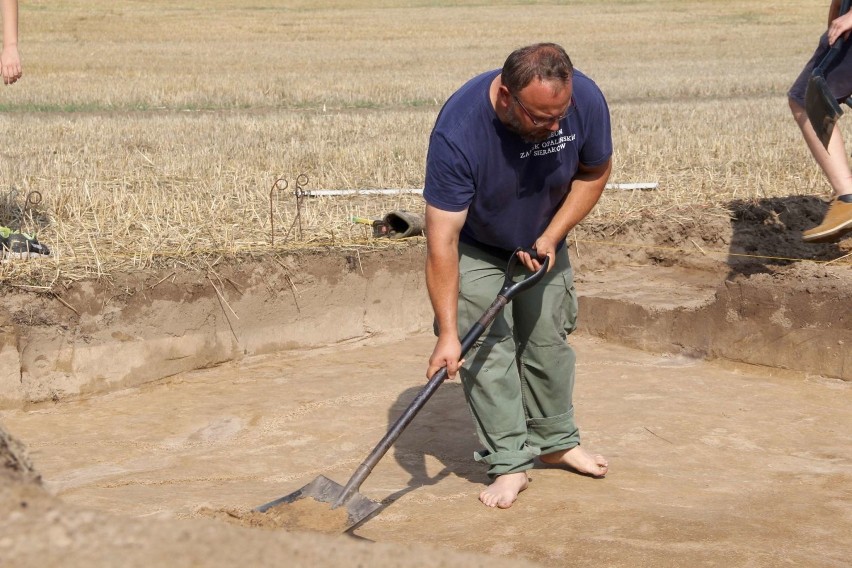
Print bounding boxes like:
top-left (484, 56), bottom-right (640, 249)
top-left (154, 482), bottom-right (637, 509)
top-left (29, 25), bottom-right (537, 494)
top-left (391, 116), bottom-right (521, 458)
top-left (501, 43), bottom-right (573, 93)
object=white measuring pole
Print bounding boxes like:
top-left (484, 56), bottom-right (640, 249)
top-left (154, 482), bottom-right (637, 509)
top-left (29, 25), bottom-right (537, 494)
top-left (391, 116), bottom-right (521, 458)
top-left (300, 182), bottom-right (658, 197)
top-left (301, 189), bottom-right (425, 196)
top-left (605, 182), bottom-right (659, 191)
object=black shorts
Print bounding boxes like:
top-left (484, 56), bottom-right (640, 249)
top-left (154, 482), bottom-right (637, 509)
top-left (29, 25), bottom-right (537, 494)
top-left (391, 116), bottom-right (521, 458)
top-left (788, 32), bottom-right (852, 106)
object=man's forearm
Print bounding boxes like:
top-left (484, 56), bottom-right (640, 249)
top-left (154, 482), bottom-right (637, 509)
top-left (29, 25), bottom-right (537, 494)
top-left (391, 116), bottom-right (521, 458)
top-left (541, 160), bottom-right (612, 243)
top-left (426, 246), bottom-right (460, 339)
top-left (424, 204), bottom-right (467, 339)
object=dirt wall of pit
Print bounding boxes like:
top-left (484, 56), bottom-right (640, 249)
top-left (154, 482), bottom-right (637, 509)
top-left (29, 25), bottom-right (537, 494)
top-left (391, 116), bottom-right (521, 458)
top-left (577, 264), bottom-right (851, 380)
top-left (0, 249), bottom-right (433, 409)
top-left (0, 247), bottom-right (848, 409)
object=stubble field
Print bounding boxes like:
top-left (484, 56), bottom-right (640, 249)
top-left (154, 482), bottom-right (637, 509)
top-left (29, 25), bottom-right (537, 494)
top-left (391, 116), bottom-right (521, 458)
top-left (1, 0), bottom-right (848, 284)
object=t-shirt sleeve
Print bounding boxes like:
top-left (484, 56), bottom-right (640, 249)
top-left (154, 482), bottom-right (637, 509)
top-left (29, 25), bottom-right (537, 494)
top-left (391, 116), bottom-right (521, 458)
top-left (423, 131), bottom-right (475, 212)
top-left (577, 86), bottom-right (613, 168)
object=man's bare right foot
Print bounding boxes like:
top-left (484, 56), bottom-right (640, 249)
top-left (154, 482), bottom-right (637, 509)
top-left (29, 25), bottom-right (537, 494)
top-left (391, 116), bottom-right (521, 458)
top-left (540, 445), bottom-right (608, 477)
top-left (479, 472), bottom-right (529, 509)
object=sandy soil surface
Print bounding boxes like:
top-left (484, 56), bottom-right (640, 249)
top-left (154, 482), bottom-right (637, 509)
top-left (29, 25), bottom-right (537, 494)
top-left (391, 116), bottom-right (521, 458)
top-left (2, 333), bottom-right (850, 566)
top-left (1, 198), bottom-right (851, 566)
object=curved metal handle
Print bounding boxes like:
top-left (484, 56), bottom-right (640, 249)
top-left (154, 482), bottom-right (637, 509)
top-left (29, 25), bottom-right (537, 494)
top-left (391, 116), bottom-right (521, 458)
top-left (816, 36), bottom-right (845, 75)
top-left (500, 247), bottom-right (551, 300)
top-left (815, 0), bottom-right (851, 74)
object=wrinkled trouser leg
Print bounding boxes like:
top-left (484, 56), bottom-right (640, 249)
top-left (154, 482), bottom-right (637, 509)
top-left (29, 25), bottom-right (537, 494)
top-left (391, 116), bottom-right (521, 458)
top-left (456, 242), bottom-right (580, 478)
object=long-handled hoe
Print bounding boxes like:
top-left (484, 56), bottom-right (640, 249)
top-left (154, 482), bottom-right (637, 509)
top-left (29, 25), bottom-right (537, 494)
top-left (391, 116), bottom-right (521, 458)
top-left (254, 248), bottom-right (550, 532)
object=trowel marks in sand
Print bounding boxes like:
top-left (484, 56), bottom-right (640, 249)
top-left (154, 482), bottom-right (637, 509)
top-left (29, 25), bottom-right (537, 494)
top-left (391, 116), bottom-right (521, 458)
top-left (200, 499), bottom-right (351, 534)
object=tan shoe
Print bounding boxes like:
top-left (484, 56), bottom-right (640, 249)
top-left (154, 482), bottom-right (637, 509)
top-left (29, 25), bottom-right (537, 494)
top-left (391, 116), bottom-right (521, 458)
top-left (802, 197), bottom-right (852, 243)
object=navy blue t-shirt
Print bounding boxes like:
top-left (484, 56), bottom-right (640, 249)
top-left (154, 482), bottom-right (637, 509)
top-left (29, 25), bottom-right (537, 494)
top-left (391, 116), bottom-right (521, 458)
top-left (424, 69), bottom-right (612, 255)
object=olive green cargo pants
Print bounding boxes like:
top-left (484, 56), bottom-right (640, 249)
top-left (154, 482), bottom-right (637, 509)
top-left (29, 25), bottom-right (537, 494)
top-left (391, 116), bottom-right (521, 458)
top-left (455, 241), bottom-right (580, 477)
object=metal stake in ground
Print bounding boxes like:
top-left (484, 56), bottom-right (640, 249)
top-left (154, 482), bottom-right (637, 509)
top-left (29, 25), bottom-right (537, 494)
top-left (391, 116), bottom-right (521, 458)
top-left (283, 173), bottom-right (309, 242)
top-left (268, 178), bottom-right (288, 247)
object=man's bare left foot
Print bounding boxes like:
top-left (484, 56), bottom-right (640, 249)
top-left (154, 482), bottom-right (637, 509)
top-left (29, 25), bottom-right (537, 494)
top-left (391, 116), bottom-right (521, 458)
top-left (540, 445), bottom-right (608, 477)
top-left (479, 472), bottom-right (529, 508)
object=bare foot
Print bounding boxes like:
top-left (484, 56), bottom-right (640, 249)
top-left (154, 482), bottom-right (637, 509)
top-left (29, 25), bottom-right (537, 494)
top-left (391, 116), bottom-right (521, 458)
top-left (540, 445), bottom-right (608, 477)
top-left (479, 472), bottom-right (529, 508)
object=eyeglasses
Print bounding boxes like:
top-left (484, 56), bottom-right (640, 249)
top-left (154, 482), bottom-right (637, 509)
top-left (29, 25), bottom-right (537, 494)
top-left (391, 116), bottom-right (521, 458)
top-left (512, 93), bottom-right (573, 127)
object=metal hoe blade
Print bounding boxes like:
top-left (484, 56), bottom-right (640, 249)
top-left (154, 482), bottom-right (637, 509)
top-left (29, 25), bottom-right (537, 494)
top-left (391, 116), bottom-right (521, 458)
top-left (804, 10), bottom-right (850, 151)
top-left (254, 475), bottom-right (382, 532)
top-left (805, 74), bottom-right (843, 150)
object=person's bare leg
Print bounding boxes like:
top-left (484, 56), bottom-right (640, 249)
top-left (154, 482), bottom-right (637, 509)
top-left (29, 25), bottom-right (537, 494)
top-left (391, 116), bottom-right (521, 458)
top-left (479, 472), bottom-right (529, 508)
top-left (789, 98), bottom-right (852, 197)
top-left (540, 445), bottom-right (608, 477)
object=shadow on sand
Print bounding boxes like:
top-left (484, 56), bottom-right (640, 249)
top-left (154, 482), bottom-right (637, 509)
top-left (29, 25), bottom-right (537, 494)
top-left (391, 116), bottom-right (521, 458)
top-left (379, 382), bottom-right (482, 508)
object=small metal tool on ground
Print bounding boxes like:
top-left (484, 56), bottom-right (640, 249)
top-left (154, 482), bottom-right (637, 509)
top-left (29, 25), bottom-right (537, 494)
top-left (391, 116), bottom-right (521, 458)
top-left (351, 216), bottom-right (390, 238)
top-left (352, 210), bottom-right (424, 239)
top-left (382, 210), bottom-right (424, 238)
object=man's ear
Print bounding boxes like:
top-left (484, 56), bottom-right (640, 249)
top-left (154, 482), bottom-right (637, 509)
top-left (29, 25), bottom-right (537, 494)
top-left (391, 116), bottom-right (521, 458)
top-left (496, 84), bottom-right (512, 109)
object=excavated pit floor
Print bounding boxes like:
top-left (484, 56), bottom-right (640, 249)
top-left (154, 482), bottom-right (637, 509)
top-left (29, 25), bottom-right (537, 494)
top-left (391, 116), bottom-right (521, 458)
top-left (2, 330), bottom-right (850, 567)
